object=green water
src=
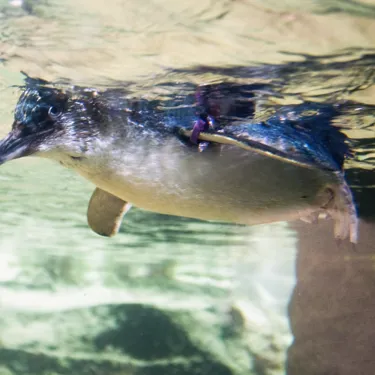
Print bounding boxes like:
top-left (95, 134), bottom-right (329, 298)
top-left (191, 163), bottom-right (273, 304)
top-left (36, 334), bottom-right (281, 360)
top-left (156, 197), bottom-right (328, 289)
top-left (0, 157), bottom-right (297, 375)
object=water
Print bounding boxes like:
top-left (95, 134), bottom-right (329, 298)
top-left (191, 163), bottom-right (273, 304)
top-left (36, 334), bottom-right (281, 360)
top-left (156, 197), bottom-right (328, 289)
top-left (0, 1), bottom-right (374, 375)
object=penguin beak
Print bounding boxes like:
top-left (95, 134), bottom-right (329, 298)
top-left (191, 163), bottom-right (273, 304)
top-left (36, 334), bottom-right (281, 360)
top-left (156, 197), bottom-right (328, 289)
top-left (0, 125), bottom-right (32, 165)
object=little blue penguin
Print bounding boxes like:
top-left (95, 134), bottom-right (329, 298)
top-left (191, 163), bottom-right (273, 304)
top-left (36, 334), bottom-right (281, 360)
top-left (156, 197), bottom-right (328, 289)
top-left (0, 80), bottom-right (358, 242)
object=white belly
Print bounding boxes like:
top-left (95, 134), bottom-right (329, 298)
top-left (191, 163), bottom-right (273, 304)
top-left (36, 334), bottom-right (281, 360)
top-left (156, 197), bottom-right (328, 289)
top-left (73, 139), bottom-right (338, 226)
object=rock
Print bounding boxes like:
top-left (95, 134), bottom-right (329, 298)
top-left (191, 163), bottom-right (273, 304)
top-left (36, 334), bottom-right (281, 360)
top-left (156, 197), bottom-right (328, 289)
top-left (0, 301), bottom-right (290, 375)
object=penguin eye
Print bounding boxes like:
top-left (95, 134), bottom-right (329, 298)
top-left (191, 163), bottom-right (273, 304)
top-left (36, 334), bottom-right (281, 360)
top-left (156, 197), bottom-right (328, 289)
top-left (48, 106), bottom-right (61, 119)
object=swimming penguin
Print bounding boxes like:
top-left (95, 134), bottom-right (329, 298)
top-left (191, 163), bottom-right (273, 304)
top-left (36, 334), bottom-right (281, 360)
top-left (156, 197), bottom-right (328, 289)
top-left (0, 81), bottom-right (357, 242)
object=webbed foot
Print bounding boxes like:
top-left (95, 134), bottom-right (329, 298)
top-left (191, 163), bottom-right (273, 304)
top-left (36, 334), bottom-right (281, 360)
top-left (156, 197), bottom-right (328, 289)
top-left (320, 176), bottom-right (358, 243)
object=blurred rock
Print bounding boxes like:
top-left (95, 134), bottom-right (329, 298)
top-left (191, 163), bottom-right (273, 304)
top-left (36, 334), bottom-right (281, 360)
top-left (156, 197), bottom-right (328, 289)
top-left (0, 301), bottom-right (289, 375)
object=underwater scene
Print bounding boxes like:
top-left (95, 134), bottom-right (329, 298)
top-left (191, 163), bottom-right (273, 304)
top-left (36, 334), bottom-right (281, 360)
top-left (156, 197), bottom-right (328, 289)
top-left (0, 1), bottom-right (374, 374)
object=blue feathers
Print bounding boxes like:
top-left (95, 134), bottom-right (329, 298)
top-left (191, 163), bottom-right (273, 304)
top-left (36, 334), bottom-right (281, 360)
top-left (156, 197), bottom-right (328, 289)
top-left (156, 83), bottom-right (352, 172)
top-left (218, 102), bottom-right (351, 171)
top-left (14, 80), bottom-right (352, 173)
